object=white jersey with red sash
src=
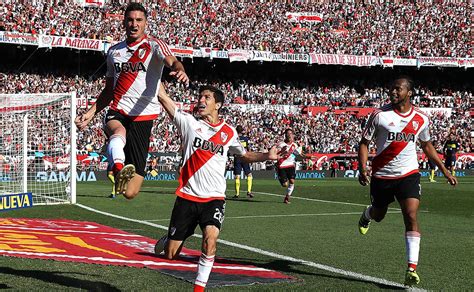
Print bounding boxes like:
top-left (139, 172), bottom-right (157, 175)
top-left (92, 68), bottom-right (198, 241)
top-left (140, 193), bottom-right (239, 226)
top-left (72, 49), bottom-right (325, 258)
top-left (106, 35), bottom-right (173, 121)
top-left (173, 109), bottom-right (245, 202)
top-left (277, 141), bottom-right (301, 168)
top-left (362, 104), bottom-right (430, 179)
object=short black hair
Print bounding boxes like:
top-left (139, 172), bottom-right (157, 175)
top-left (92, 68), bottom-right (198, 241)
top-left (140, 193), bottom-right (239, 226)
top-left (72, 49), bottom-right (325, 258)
top-left (236, 125), bottom-right (244, 134)
top-left (199, 85), bottom-right (225, 105)
top-left (394, 75), bottom-right (414, 92)
top-left (284, 128), bottom-right (293, 135)
top-left (124, 2), bottom-right (147, 19)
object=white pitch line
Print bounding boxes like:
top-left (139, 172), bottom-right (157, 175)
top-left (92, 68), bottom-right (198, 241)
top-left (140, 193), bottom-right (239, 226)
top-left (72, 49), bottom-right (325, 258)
top-left (253, 191), bottom-right (404, 211)
top-left (140, 186), bottom-right (403, 211)
top-left (76, 203), bottom-right (424, 290)
top-left (144, 211), bottom-right (404, 222)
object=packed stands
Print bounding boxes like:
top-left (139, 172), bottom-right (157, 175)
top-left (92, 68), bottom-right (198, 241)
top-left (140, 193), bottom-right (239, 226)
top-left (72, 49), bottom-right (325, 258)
top-left (1, 1), bottom-right (471, 57)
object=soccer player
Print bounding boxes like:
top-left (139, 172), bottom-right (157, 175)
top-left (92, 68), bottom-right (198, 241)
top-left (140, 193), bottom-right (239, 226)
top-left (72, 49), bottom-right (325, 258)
top-left (428, 157), bottom-right (437, 182)
top-left (154, 84), bottom-right (282, 292)
top-left (443, 133), bottom-right (460, 176)
top-left (232, 125), bottom-right (253, 198)
top-left (357, 76), bottom-right (457, 286)
top-left (276, 129), bottom-right (310, 204)
top-left (107, 167), bottom-right (116, 198)
top-left (75, 3), bottom-right (189, 199)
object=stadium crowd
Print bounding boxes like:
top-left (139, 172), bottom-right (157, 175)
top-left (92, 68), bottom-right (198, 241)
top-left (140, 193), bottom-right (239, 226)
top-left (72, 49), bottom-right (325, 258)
top-left (0, 1), bottom-right (471, 57)
top-left (1, 71), bottom-right (471, 109)
top-left (1, 71), bottom-right (471, 160)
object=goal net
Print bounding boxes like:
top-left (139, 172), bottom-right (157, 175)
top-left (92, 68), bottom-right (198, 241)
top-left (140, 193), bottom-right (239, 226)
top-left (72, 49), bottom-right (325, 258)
top-left (0, 93), bottom-right (77, 205)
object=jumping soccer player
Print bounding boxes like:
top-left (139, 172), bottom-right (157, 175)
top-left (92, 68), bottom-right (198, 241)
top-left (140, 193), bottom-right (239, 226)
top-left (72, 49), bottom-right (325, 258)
top-left (75, 3), bottom-right (189, 199)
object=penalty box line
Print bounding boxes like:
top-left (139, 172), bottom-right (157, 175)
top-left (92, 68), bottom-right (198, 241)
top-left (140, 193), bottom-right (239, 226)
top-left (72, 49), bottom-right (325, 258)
top-left (76, 203), bottom-right (423, 291)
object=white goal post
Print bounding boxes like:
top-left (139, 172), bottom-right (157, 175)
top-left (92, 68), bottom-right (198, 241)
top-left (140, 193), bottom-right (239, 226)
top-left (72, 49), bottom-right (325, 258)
top-left (0, 93), bottom-right (77, 205)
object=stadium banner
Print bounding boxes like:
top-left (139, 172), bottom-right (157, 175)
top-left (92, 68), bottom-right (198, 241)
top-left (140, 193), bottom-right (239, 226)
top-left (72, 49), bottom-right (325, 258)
top-left (272, 52), bottom-right (309, 63)
top-left (418, 107), bottom-right (452, 117)
top-left (0, 193), bottom-right (33, 212)
top-left (251, 51), bottom-right (273, 62)
top-left (381, 58), bottom-right (394, 67)
top-left (210, 50), bottom-right (229, 59)
top-left (77, 0), bottom-right (106, 8)
top-left (393, 58), bottom-right (417, 66)
top-left (170, 46), bottom-right (194, 59)
top-left (228, 49), bottom-right (251, 63)
top-left (0, 32), bottom-right (38, 46)
top-left (229, 103), bottom-right (300, 114)
top-left (308, 53), bottom-right (379, 66)
top-left (417, 57), bottom-right (460, 68)
top-left (459, 58), bottom-right (474, 68)
top-left (38, 35), bottom-right (105, 51)
top-left (286, 12), bottom-right (323, 23)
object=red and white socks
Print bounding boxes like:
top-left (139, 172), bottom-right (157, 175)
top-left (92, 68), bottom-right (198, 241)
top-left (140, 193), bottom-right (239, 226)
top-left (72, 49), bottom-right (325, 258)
top-left (194, 253), bottom-right (215, 292)
top-left (107, 134), bottom-right (126, 175)
top-left (405, 231), bottom-right (421, 270)
top-left (286, 183), bottom-right (294, 197)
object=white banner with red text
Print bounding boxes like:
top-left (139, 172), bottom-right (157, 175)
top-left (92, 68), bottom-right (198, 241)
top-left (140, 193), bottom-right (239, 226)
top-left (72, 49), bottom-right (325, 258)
top-left (286, 12), bottom-right (323, 23)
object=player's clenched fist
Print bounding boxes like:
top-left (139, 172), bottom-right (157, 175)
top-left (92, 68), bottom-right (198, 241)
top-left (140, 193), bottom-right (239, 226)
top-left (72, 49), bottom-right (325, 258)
top-left (75, 112), bottom-right (94, 130)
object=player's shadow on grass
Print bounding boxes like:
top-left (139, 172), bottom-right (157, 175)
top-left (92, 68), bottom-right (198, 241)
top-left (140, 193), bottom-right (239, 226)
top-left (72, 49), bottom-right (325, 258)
top-left (0, 267), bottom-right (121, 291)
top-left (216, 257), bottom-right (406, 290)
top-left (0, 283), bottom-right (10, 289)
top-left (226, 197), bottom-right (266, 203)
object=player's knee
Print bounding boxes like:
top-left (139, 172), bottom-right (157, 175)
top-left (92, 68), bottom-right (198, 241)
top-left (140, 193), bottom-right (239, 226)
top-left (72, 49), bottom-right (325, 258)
top-left (122, 190), bottom-right (139, 200)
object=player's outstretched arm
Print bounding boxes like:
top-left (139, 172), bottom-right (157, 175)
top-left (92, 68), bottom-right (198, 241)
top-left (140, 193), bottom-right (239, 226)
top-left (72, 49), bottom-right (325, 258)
top-left (75, 77), bottom-right (114, 130)
top-left (164, 56), bottom-right (189, 86)
top-left (240, 146), bottom-right (284, 163)
top-left (358, 138), bottom-right (371, 186)
top-left (157, 83), bottom-right (177, 119)
top-left (421, 141), bottom-right (457, 186)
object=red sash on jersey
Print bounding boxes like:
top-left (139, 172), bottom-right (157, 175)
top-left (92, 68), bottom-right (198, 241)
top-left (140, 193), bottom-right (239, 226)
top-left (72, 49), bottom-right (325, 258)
top-left (277, 143), bottom-right (296, 168)
top-left (111, 42), bottom-right (151, 108)
top-left (372, 113), bottom-right (425, 175)
top-left (177, 124), bottom-right (235, 202)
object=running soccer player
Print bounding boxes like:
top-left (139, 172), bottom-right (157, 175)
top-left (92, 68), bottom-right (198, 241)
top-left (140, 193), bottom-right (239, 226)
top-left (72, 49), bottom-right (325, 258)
top-left (357, 76), bottom-right (457, 286)
top-left (154, 84), bottom-right (282, 292)
top-left (75, 3), bottom-right (189, 199)
top-left (232, 125), bottom-right (253, 198)
top-left (276, 129), bottom-right (311, 204)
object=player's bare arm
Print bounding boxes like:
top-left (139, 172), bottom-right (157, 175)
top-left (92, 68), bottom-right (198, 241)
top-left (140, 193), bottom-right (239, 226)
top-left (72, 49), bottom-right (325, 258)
top-left (164, 56), bottom-right (189, 85)
top-left (358, 138), bottom-right (371, 186)
top-left (157, 83), bottom-right (177, 119)
top-left (421, 141), bottom-right (457, 186)
top-left (75, 77), bottom-right (114, 130)
top-left (239, 146), bottom-right (284, 163)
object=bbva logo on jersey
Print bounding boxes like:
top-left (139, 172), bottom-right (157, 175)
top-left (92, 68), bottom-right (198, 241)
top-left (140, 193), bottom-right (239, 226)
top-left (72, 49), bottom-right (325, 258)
top-left (193, 137), bottom-right (224, 155)
top-left (114, 62), bottom-right (146, 73)
top-left (387, 132), bottom-right (415, 142)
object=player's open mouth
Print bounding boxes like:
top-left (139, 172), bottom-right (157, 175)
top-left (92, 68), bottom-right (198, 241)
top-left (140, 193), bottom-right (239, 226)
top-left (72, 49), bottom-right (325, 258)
top-left (198, 104), bottom-right (206, 109)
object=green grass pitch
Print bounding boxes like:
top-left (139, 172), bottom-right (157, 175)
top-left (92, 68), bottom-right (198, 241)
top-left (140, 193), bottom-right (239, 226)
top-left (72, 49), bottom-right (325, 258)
top-left (1, 176), bottom-right (472, 291)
